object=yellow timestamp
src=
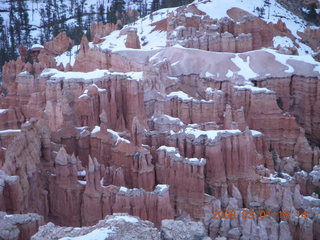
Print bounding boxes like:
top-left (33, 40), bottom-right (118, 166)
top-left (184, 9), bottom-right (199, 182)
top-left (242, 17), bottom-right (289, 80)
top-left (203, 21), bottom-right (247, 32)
top-left (212, 210), bottom-right (307, 219)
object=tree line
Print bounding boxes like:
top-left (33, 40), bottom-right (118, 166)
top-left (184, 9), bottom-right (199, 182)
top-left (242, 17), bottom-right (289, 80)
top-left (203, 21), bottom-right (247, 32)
top-left (0, 0), bottom-right (195, 79)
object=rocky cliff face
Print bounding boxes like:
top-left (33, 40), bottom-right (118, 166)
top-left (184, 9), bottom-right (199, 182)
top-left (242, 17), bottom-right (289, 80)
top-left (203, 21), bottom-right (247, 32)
top-left (0, 1), bottom-right (320, 239)
top-left (0, 212), bottom-right (43, 240)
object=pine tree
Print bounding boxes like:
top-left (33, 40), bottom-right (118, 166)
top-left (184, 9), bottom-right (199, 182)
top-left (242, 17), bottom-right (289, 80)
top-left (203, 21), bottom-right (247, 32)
top-left (306, 3), bottom-right (318, 23)
top-left (256, 6), bottom-right (265, 18)
top-left (108, 0), bottom-right (125, 24)
top-left (8, 0), bottom-right (17, 60)
top-left (264, 0), bottom-right (271, 19)
top-left (98, 4), bottom-right (106, 23)
top-left (151, 0), bottom-right (160, 12)
top-left (0, 16), bottom-right (9, 73)
top-left (85, 5), bottom-right (95, 41)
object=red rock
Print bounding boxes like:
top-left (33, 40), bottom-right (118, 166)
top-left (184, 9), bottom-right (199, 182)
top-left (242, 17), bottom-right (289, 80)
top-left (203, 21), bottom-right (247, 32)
top-left (44, 32), bottom-right (73, 56)
top-left (90, 22), bottom-right (118, 39)
top-left (124, 28), bottom-right (141, 49)
top-left (0, 4), bottom-right (319, 239)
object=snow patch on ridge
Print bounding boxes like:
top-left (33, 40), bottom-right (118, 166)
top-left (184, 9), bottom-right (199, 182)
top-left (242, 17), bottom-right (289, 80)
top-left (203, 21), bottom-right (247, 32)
top-left (231, 55), bottom-right (259, 80)
top-left (152, 115), bottom-right (185, 126)
top-left (183, 128), bottom-right (241, 141)
top-left (0, 129), bottom-right (22, 134)
top-left (59, 227), bottom-right (114, 240)
top-left (234, 85), bottom-right (274, 94)
top-left (250, 130), bottom-right (263, 137)
top-left (167, 91), bottom-right (193, 101)
top-left (55, 45), bottom-right (80, 68)
top-left (265, 49), bottom-right (320, 74)
top-left (109, 215), bottom-right (139, 224)
top-left (167, 91), bottom-right (213, 103)
top-left (91, 126), bottom-right (101, 134)
top-left (107, 129), bottom-right (130, 144)
top-left (30, 44), bottom-right (44, 50)
top-left (273, 36), bottom-right (294, 48)
top-left (40, 69), bottom-right (143, 82)
top-left (155, 184), bottom-right (169, 193)
top-left (158, 146), bottom-right (177, 152)
top-left (0, 109), bottom-right (8, 115)
top-left (158, 145), bottom-right (206, 166)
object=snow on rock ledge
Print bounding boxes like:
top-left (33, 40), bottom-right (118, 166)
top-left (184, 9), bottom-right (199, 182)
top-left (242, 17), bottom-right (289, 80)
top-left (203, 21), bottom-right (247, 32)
top-left (31, 213), bottom-right (160, 240)
top-left (40, 68), bottom-right (143, 82)
top-left (157, 145), bottom-right (206, 166)
top-left (234, 85), bottom-right (274, 94)
top-left (149, 47), bottom-right (320, 82)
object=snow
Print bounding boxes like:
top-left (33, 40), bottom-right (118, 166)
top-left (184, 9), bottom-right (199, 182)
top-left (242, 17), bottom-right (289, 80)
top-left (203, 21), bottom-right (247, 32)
top-left (267, 50), bottom-right (294, 73)
top-left (158, 146), bottom-right (177, 152)
top-left (78, 180), bottom-right (87, 185)
top-left (250, 130), bottom-right (263, 136)
top-left (265, 173), bottom-right (293, 183)
top-left (111, 215), bottom-right (139, 224)
top-left (234, 85), bottom-right (274, 94)
top-left (167, 91), bottom-right (193, 101)
top-left (107, 129), bottom-right (130, 144)
top-left (296, 170), bottom-right (308, 177)
top-left (273, 36), bottom-right (294, 48)
top-left (55, 45), bottom-right (80, 68)
top-left (119, 187), bottom-right (128, 192)
top-left (156, 184), bottom-right (169, 192)
top-left (194, 0), bottom-right (315, 55)
top-left (185, 12), bottom-right (194, 18)
top-left (96, 7), bottom-right (173, 52)
top-left (17, 71), bottom-right (31, 77)
top-left (91, 84), bottom-right (107, 93)
top-left (303, 195), bottom-right (320, 206)
top-left (126, 72), bottom-right (144, 81)
top-left (310, 26), bottom-right (320, 30)
top-left (0, 109), bottom-right (8, 114)
top-left (152, 114), bottom-right (185, 126)
top-left (79, 90), bottom-right (89, 99)
top-left (30, 44), bottom-right (44, 50)
top-left (205, 88), bottom-right (223, 95)
top-left (91, 126), bottom-right (101, 135)
top-left (205, 88), bottom-right (214, 94)
top-left (157, 145), bottom-right (206, 166)
top-left (0, 129), bottom-right (21, 134)
top-left (172, 43), bottom-right (184, 49)
top-left (77, 170), bottom-right (86, 177)
top-left (205, 72), bottom-right (215, 78)
top-left (188, 158), bottom-right (206, 165)
top-left (0, 0), bottom-right (156, 42)
top-left (50, 69), bottom-right (109, 81)
top-left (167, 91), bottom-right (213, 103)
top-left (171, 61), bottom-right (180, 67)
top-left (59, 228), bottom-right (114, 240)
top-left (41, 68), bottom-right (143, 82)
top-left (265, 49), bottom-right (320, 74)
top-left (226, 69), bottom-right (234, 78)
top-left (76, 126), bottom-right (88, 130)
top-left (231, 55), bottom-right (259, 80)
top-left (39, 68), bottom-right (61, 78)
top-left (303, 196), bottom-right (318, 201)
top-left (183, 128), bottom-right (241, 141)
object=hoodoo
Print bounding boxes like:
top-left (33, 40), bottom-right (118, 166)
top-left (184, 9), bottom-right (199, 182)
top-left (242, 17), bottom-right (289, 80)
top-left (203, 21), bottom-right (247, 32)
top-left (0, 0), bottom-right (320, 239)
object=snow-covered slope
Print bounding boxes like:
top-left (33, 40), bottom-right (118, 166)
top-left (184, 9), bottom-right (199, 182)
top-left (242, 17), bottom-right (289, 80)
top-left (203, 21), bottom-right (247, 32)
top-left (82, 0), bottom-right (318, 55)
top-left (193, 0), bottom-right (315, 54)
top-left (0, 0), bottom-right (154, 40)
